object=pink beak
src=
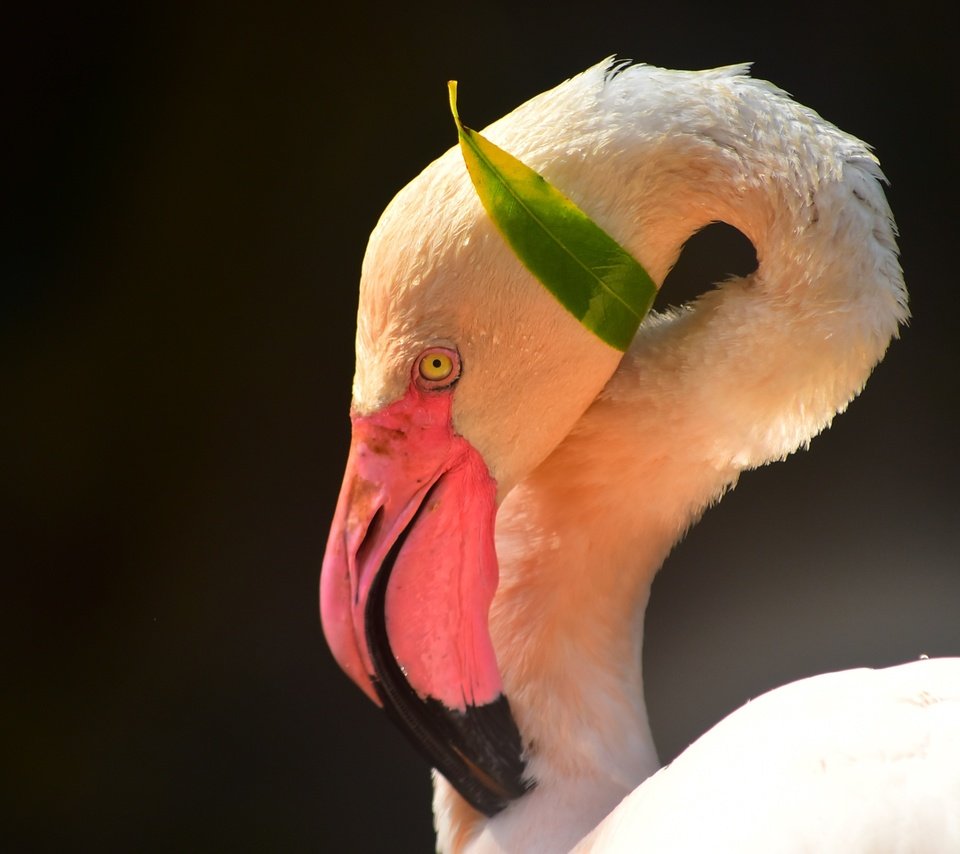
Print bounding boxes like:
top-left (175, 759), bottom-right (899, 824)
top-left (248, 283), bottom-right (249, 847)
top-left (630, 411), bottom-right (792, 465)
top-left (320, 383), bottom-right (531, 815)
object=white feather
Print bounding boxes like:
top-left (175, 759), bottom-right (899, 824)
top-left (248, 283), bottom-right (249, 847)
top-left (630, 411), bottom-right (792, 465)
top-left (577, 659), bottom-right (960, 853)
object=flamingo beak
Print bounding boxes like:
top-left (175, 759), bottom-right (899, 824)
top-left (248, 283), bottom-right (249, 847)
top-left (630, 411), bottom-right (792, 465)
top-left (320, 384), bottom-right (531, 816)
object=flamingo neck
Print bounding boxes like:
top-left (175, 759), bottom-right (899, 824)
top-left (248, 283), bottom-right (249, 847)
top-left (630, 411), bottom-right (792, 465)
top-left (433, 65), bottom-right (907, 852)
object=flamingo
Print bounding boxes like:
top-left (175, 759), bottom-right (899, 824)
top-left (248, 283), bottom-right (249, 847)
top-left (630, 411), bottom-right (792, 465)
top-left (319, 60), bottom-right (960, 852)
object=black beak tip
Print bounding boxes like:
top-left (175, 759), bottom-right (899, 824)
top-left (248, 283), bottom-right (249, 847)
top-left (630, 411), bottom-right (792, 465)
top-left (429, 694), bottom-right (535, 815)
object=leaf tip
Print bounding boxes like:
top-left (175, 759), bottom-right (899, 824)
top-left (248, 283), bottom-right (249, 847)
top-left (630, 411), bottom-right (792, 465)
top-left (448, 80), bottom-right (461, 129)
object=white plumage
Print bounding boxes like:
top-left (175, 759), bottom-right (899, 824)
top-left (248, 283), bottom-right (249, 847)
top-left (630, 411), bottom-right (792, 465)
top-left (328, 59), bottom-right (960, 852)
top-left (577, 659), bottom-right (960, 852)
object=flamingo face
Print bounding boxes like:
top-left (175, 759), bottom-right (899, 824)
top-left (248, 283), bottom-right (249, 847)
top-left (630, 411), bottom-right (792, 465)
top-left (318, 89), bottom-right (633, 815)
top-left (321, 351), bottom-right (532, 815)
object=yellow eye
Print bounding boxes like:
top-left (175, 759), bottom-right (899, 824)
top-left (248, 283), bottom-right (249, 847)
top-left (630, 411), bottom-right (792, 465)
top-left (420, 353), bottom-right (452, 381)
top-left (416, 348), bottom-right (460, 388)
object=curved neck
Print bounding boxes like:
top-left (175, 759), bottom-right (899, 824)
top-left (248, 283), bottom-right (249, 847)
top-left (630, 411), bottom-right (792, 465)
top-left (433, 66), bottom-right (906, 854)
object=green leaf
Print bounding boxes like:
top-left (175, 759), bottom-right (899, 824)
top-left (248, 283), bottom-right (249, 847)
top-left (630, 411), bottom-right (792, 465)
top-left (448, 80), bottom-right (656, 352)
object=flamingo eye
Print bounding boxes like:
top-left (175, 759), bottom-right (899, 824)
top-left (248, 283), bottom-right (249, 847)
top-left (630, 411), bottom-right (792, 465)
top-left (416, 348), bottom-right (460, 389)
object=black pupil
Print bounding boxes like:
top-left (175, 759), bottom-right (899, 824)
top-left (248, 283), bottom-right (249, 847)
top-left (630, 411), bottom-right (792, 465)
top-left (432, 359), bottom-right (442, 369)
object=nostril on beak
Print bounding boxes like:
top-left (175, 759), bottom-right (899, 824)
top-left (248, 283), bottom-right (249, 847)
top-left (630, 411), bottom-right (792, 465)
top-left (355, 506), bottom-right (385, 581)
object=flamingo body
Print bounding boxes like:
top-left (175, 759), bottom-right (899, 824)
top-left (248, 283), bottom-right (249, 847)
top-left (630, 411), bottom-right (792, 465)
top-left (578, 658), bottom-right (960, 852)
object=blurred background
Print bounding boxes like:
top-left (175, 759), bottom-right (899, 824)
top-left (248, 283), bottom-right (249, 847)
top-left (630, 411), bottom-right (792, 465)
top-left (5, 1), bottom-right (957, 850)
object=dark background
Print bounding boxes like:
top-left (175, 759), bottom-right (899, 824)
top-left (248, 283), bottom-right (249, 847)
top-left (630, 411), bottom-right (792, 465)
top-left (5, 2), bottom-right (957, 851)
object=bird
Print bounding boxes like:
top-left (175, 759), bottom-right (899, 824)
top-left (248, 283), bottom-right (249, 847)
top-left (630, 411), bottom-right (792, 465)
top-left (319, 59), bottom-right (960, 852)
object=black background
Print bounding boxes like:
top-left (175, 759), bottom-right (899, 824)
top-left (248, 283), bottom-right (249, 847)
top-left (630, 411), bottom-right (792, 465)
top-left (5, 2), bottom-right (958, 851)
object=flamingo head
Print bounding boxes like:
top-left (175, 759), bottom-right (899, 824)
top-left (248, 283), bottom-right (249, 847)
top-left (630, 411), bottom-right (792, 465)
top-left (319, 81), bottom-right (630, 816)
